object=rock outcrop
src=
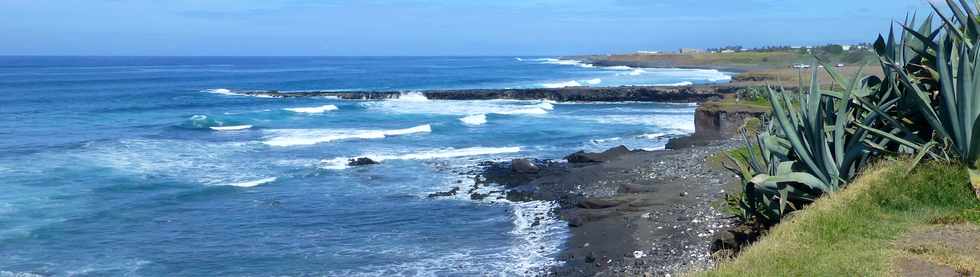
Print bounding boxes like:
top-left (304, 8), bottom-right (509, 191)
top-left (239, 85), bottom-right (740, 103)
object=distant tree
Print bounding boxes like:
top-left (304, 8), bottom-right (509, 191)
top-left (823, 45), bottom-right (845, 55)
top-left (842, 50), bottom-right (869, 64)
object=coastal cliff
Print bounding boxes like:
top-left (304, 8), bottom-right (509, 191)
top-left (666, 101), bottom-right (769, 149)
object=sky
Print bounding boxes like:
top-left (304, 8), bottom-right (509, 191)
top-left (0, 0), bottom-right (935, 56)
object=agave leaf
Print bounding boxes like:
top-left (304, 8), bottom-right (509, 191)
top-left (947, 0), bottom-right (979, 39)
top-left (969, 115), bottom-right (980, 163)
top-left (894, 62), bottom-right (953, 140)
top-left (931, 0), bottom-right (971, 46)
top-left (750, 172), bottom-right (832, 193)
top-left (763, 135), bottom-right (792, 158)
top-left (726, 152), bottom-right (754, 183)
top-left (938, 35), bottom-right (966, 152)
top-left (899, 22), bottom-right (940, 51)
top-left (778, 189), bottom-right (789, 215)
top-left (767, 87), bottom-right (826, 183)
top-left (907, 141), bottom-right (939, 176)
top-left (776, 161), bottom-right (795, 175)
top-left (855, 122), bottom-right (925, 151)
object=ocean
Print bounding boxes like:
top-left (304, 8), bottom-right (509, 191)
top-left (0, 56), bottom-right (730, 276)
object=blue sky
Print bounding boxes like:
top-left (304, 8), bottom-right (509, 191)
top-left (0, 0), bottom-right (933, 56)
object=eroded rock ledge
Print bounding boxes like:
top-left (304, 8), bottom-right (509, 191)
top-left (240, 85), bottom-right (741, 103)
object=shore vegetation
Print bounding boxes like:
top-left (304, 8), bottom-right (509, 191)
top-left (707, 0), bottom-right (980, 274)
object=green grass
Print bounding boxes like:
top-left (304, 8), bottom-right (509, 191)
top-left (699, 160), bottom-right (980, 276)
top-left (699, 98), bottom-right (771, 114)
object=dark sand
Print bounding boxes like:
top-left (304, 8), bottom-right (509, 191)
top-left (464, 138), bottom-right (740, 276)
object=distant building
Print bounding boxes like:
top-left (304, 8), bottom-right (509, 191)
top-left (679, 48), bottom-right (705, 54)
top-left (841, 44), bottom-right (852, 51)
top-left (720, 49), bottom-right (736, 53)
top-left (636, 50), bottom-right (661, 54)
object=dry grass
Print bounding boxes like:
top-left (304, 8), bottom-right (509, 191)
top-left (738, 66), bottom-right (886, 89)
top-left (698, 160), bottom-right (980, 276)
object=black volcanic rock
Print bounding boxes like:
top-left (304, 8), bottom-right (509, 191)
top-left (511, 158), bottom-right (540, 174)
top-left (565, 145), bottom-right (637, 163)
top-left (348, 157), bottom-right (379, 166)
top-left (239, 85), bottom-right (737, 103)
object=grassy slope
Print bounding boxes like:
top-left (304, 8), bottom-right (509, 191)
top-left (700, 160), bottom-right (980, 276)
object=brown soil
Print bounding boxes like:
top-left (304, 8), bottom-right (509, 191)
top-left (893, 224), bottom-right (980, 276)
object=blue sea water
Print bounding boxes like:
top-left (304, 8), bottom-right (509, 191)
top-left (0, 56), bottom-right (730, 276)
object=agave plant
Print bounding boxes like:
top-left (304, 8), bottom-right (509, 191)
top-left (882, 0), bottom-right (980, 198)
top-left (726, 66), bottom-right (880, 225)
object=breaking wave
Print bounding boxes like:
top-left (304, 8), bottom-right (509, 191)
top-left (362, 98), bottom-right (552, 117)
top-left (226, 177), bottom-right (277, 188)
top-left (541, 79), bottom-right (601, 88)
top-left (319, 146), bottom-right (522, 170)
top-left (460, 114), bottom-right (488, 126)
top-left (535, 58), bottom-right (595, 68)
top-left (396, 91), bottom-right (430, 102)
top-left (541, 80), bottom-right (582, 88)
top-left (262, 124), bottom-right (432, 147)
top-left (203, 88), bottom-right (274, 98)
top-left (182, 115), bottom-right (252, 131)
top-left (284, 105), bottom-right (339, 114)
top-left (657, 81), bottom-right (695, 87)
top-left (210, 125), bottom-right (253, 131)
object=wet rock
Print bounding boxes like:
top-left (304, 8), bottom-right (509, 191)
top-left (427, 187), bottom-right (460, 198)
top-left (511, 158), bottom-right (541, 174)
top-left (710, 225), bottom-right (761, 255)
top-left (348, 157), bottom-right (379, 166)
top-left (565, 145), bottom-right (637, 163)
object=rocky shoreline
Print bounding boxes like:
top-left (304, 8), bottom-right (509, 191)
top-left (289, 79), bottom-right (767, 276)
top-left (422, 136), bottom-right (742, 276)
top-left (238, 85), bottom-right (742, 103)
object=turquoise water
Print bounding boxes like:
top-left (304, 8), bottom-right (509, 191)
top-left (0, 56), bottom-right (728, 276)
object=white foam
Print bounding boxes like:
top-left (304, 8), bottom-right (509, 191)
top-left (362, 99), bottom-right (551, 117)
top-left (637, 133), bottom-right (668, 139)
top-left (541, 80), bottom-right (582, 88)
top-left (262, 124), bottom-right (432, 147)
top-left (537, 100), bottom-right (555, 111)
top-left (205, 88), bottom-right (237, 96)
top-left (74, 139), bottom-right (274, 187)
top-left (460, 114), bottom-right (488, 126)
top-left (1, 271), bottom-right (44, 277)
top-left (584, 111), bottom-right (696, 133)
top-left (396, 91), bottom-right (430, 102)
top-left (497, 107), bottom-right (549, 115)
top-left (203, 88), bottom-right (275, 98)
top-left (542, 78), bottom-right (601, 88)
top-left (319, 146), bottom-right (522, 170)
top-left (536, 58), bottom-right (595, 68)
top-left (227, 177), bottom-right (277, 188)
top-left (627, 69), bottom-right (647, 76)
top-left (505, 201), bottom-right (569, 275)
top-left (657, 81), bottom-right (695, 87)
top-left (210, 125), bottom-right (253, 131)
top-left (592, 137), bottom-right (622, 144)
top-left (604, 65), bottom-right (634, 71)
top-left (284, 105), bottom-right (339, 114)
